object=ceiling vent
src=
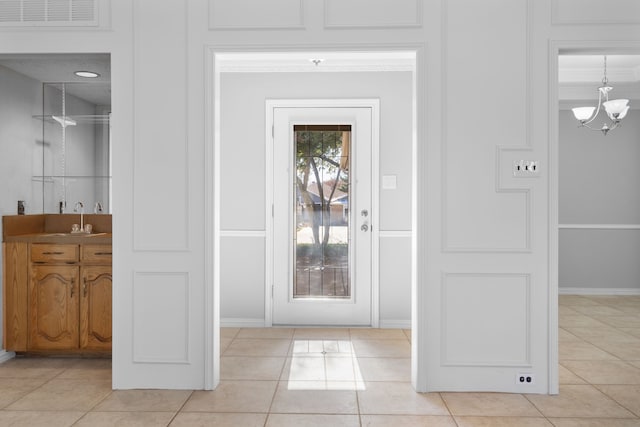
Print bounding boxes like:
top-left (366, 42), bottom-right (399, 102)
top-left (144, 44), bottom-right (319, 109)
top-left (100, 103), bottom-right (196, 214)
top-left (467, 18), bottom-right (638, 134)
top-left (0, 0), bottom-right (97, 26)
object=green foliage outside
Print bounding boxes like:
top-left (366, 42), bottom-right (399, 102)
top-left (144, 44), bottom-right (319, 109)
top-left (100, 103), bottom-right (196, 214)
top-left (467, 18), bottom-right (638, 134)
top-left (295, 128), bottom-right (349, 257)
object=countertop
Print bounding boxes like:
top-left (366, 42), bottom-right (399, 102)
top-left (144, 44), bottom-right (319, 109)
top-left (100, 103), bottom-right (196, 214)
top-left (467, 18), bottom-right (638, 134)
top-left (3, 214), bottom-right (112, 245)
top-left (4, 232), bottom-right (112, 245)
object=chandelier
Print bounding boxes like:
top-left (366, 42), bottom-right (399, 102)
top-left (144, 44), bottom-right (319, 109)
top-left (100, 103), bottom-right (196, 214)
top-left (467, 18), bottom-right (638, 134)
top-left (571, 56), bottom-right (630, 135)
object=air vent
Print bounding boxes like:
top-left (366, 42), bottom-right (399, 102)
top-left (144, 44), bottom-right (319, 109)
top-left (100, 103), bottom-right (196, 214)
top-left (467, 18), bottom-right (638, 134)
top-left (0, 0), bottom-right (97, 26)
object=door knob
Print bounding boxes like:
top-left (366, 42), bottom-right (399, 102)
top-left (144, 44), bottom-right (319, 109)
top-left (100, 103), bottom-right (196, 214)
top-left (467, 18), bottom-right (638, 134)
top-left (361, 224), bottom-right (369, 232)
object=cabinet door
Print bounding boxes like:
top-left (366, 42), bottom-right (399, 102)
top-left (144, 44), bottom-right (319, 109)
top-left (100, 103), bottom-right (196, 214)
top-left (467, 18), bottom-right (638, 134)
top-left (80, 265), bottom-right (112, 351)
top-left (29, 265), bottom-right (79, 350)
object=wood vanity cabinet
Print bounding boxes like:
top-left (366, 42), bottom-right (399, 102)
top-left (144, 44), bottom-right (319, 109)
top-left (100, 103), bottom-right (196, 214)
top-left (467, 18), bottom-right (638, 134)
top-left (29, 263), bottom-right (79, 350)
top-left (4, 241), bottom-right (112, 353)
top-left (3, 242), bottom-right (29, 351)
top-left (79, 246), bottom-right (112, 351)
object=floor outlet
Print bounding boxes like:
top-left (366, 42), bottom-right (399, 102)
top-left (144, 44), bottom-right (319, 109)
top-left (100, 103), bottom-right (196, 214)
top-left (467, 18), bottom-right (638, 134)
top-left (516, 373), bottom-right (535, 385)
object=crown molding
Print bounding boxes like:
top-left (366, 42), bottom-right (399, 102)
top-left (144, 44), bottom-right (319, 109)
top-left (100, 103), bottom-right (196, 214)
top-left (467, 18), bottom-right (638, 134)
top-left (216, 51), bottom-right (416, 73)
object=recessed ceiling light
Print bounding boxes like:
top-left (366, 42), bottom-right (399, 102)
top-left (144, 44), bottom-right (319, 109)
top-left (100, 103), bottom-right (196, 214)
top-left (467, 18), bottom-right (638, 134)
top-left (74, 70), bottom-right (100, 78)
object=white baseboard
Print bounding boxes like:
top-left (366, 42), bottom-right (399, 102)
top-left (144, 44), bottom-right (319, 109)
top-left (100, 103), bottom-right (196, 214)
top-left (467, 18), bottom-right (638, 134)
top-left (221, 318), bottom-right (266, 328)
top-left (0, 350), bottom-right (16, 364)
top-left (378, 319), bottom-right (411, 329)
top-left (559, 287), bottom-right (640, 296)
top-left (221, 318), bottom-right (411, 329)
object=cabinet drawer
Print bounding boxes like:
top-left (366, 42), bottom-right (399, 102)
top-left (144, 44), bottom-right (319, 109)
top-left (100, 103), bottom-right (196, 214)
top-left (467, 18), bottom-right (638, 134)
top-left (82, 245), bottom-right (112, 264)
top-left (31, 244), bottom-right (79, 263)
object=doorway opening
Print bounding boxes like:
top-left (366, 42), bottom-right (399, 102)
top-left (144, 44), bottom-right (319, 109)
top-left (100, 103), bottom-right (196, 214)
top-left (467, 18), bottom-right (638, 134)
top-left (557, 51), bottom-right (640, 296)
top-left (209, 49), bottom-right (420, 390)
top-left (0, 53), bottom-right (112, 365)
top-left (551, 44), bottom-right (640, 393)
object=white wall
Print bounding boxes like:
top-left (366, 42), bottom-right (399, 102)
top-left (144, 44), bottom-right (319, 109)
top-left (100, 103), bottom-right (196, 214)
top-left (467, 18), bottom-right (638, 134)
top-left (0, 65), bottom-right (41, 352)
top-left (219, 71), bottom-right (413, 326)
top-left (0, 65), bottom-right (42, 217)
top-left (559, 109), bottom-right (640, 293)
top-left (0, 0), bottom-right (638, 394)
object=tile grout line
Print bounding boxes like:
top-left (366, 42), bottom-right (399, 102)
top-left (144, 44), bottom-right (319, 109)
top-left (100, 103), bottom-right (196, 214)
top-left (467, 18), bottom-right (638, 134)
top-left (348, 335), bottom-right (363, 425)
top-left (166, 390), bottom-right (196, 426)
top-left (591, 384), bottom-right (640, 419)
top-left (438, 393), bottom-right (460, 426)
top-left (262, 334), bottom-right (294, 425)
top-left (558, 360), bottom-right (594, 385)
top-left (521, 392), bottom-right (557, 426)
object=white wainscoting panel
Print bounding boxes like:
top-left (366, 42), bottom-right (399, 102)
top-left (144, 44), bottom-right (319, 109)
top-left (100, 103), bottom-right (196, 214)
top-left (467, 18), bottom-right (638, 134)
top-left (133, 0), bottom-right (188, 251)
top-left (324, 0), bottom-right (421, 28)
top-left (559, 228), bottom-right (640, 292)
top-left (220, 235), bottom-right (266, 320)
top-left (209, 0), bottom-right (304, 29)
top-left (442, 0), bottom-right (531, 252)
top-left (442, 273), bottom-right (531, 367)
top-left (379, 234), bottom-right (411, 323)
top-left (133, 272), bottom-right (190, 363)
top-left (552, 0), bottom-right (640, 24)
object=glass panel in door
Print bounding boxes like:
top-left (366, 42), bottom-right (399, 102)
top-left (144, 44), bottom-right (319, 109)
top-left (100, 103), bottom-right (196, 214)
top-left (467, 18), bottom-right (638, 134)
top-left (293, 125), bottom-right (351, 299)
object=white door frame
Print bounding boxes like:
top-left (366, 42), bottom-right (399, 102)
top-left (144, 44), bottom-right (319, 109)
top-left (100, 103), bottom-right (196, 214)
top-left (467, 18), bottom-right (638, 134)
top-left (265, 99), bottom-right (380, 327)
top-left (549, 40), bottom-right (640, 395)
top-left (206, 46), bottom-right (423, 391)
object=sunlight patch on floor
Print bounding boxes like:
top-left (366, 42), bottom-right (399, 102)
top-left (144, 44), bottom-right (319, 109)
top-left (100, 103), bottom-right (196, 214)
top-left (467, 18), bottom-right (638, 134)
top-left (285, 340), bottom-right (366, 390)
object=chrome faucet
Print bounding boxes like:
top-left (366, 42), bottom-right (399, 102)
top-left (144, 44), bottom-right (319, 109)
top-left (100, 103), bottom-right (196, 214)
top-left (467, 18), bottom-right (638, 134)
top-left (74, 201), bottom-right (85, 232)
top-left (94, 201), bottom-right (103, 214)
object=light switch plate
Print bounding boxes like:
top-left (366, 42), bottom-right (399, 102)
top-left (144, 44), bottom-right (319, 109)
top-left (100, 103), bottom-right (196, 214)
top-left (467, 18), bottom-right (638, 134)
top-left (382, 175), bottom-right (397, 189)
top-left (513, 160), bottom-right (540, 177)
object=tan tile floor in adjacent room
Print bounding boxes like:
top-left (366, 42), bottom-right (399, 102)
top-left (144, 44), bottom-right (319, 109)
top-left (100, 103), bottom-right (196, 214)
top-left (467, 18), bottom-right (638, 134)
top-left (0, 295), bottom-right (639, 426)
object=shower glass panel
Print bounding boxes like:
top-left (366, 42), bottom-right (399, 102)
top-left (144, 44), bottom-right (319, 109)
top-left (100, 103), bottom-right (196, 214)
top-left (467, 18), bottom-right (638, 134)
top-left (33, 82), bottom-right (111, 214)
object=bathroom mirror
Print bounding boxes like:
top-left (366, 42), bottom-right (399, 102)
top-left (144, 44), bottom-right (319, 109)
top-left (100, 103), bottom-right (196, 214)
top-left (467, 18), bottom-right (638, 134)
top-left (0, 53), bottom-right (111, 215)
top-left (35, 81), bottom-right (111, 214)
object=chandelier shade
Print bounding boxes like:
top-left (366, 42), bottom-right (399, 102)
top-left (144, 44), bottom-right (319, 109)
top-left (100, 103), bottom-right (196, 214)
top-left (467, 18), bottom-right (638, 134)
top-left (572, 107), bottom-right (595, 121)
top-left (603, 99), bottom-right (629, 119)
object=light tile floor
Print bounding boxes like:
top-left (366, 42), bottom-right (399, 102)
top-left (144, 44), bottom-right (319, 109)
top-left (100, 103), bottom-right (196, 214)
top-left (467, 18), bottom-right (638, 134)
top-left (0, 295), bottom-right (638, 426)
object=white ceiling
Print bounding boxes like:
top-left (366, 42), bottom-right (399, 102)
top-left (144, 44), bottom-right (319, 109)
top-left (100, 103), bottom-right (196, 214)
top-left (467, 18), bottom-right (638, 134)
top-left (559, 55), bottom-right (640, 83)
top-left (0, 53), bottom-right (110, 105)
top-left (559, 55), bottom-right (640, 104)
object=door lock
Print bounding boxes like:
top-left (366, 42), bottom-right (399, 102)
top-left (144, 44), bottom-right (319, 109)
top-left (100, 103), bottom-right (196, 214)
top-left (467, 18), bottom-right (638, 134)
top-left (361, 209), bottom-right (368, 217)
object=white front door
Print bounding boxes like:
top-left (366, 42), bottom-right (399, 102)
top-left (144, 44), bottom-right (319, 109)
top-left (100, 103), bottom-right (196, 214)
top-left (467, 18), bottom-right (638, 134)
top-left (270, 101), bottom-right (377, 326)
